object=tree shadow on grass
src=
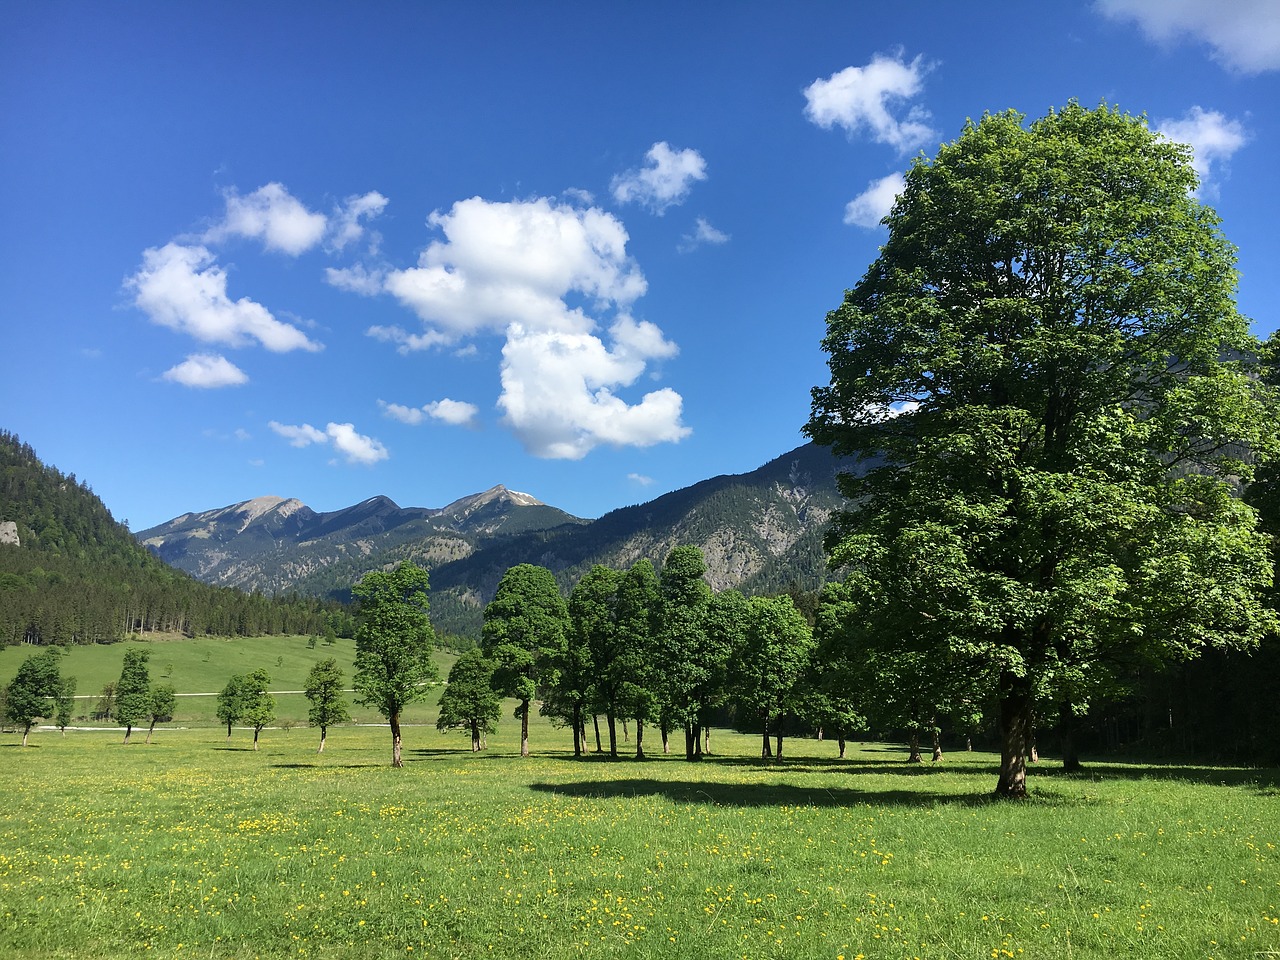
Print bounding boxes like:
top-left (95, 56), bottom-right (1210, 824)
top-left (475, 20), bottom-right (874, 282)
top-left (1031, 761), bottom-right (1280, 792)
top-left (528, 777), bottom-right (986, 809)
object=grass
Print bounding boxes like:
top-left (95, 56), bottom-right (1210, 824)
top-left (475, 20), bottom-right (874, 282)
top-left (3, 717), bottom-right (1278, 960)
top-left (0, 636), bottom-right (455, 726)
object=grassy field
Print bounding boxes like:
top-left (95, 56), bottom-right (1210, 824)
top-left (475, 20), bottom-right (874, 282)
top-left (3, 716), bottom-right (1278, 960)
top-left (0, 636), bottom-right (455, 727)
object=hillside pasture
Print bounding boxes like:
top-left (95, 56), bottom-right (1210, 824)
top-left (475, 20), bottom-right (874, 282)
top-left (2, 721), bottom-right (1278, 960)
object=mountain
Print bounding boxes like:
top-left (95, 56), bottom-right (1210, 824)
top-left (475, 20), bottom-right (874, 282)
top-left (140, 442), bottom-right (855, 637)
top-left (138, 486), bottom-right (588, 599)
top-left (0, 431), bottom-right (341, 645)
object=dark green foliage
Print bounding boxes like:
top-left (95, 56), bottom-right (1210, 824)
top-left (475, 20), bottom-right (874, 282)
top-left (304, 657), bottom-right (350, 753)
top-left (115, 648), bottom-right (151, 743)
top-left (3, 646), bottom-right (65, 745)
top-left (806, 103), bottom-right (1278, 796)
top-left (146, 682), bottom-right (176, 743)
top-left (733, 595), bottom-right (814, 760)
top-left (482, 563), bottom-right (569, 757)
top-left (352, 561), bottom-right (438, 767)
top-left (239, 668), bottom-right (275, 751)
top-left (436, 649), bottom-right (500, 751)
top-left (0, 431), bottom-right (344, 645)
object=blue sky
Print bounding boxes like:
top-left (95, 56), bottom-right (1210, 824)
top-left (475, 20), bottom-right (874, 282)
top-left (3, 2), bottom-right (1279, 531)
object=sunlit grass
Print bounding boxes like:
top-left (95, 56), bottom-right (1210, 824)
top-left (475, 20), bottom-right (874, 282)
top-left (3, 721), bottom-right (1278, 959)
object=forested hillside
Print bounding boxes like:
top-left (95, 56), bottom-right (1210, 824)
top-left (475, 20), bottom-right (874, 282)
top-left (0, 432), bottom-right (345, 644)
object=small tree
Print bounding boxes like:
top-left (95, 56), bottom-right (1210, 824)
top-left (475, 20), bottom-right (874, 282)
top-left (216, 674), bottom-right (246, 742)
top-left (92, 681), bottom-right (116, 721)
top-left (734, 595), bottom-right (814, 761)
top-left (4, 648), bottom-right (64, 746)
top-left (352, 561), bottom-right (438, 767)
top-left (305, 657), bottom-right (351, 754)
top-left (482, 564), bottom-right (569, 758)
top-left (116, 648), bottom-right (151, 744)
top-left (436, 649), bottom-right (500, 751)
top-left (240, 668), bottom-right (275, 751)
top-left (145, 683), bottom-right (176, 744)
top-left (54, 675), bottom-right (77, 737)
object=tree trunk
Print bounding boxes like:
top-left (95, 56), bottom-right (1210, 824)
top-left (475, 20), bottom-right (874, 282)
top-left (635, 718), bottom-right (645, 759)
top-left (684, 723), bottom-right (695, 761)
top-left (774, 732), bottom-right (784, 762)
top-left (704, 726), bottom-right (711, 755)
top-left (838, 737), bottom-right (847, 759)
top-left (520, 699), bottom-right (529, 757)
top-left (319, 726), bottom-right (328, 754)
top-left (21, 723), bottom-right (31, 747)
top-left (661, 724), bottom-right (669, 754)
top-left (622, 718), bottom-right (629, 743)
top-left (226, 721), bottom-right (233, 743)
top-left (470, 718), bottom-right (480, 752)
top-left (253, 726), bottom-right (261, 751)
top-left (391, 710), bottom-right (403, 767)
top-left (995, 672), bottom-right (1031, 798)
top-left (146, 719), bottom-right (156, 745)
top-left (607, 712), bottom-right (618, 758)
top-left (124, 724), bottom-right (132, 745)
top-left (692, 722), bottom-right (703, 761)
top-left (593, 714), bottom-right (602, 753)
top-left (572, 704), bottom-right (583, 758)
top-left (931, 723), bottom-right (943, 762)
top-left (762, 726), bottom-right (772, 759)
top-left (907, 731), bottom-right (922, 763)
top-left (1060, 702), bottom-right (1082, 772)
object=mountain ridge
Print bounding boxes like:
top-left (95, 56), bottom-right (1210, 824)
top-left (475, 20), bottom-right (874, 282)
top-left (138, 442), bottom-right (856, 637)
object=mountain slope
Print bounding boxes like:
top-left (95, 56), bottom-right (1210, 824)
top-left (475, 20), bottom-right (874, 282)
top-left (0, 431), bottom-right (339, 644)
top-left (138, 485), bottom-right (588, 598)
top-left (139, 442), bottom-right (856, 637)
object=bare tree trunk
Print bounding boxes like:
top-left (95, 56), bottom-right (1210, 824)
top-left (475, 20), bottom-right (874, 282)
top-left (319, 727), bottom-right (327, 754)
top-left (470, 719), bottom-right (480, 752)
top-left (703, 726), bottom-right (711, 755)
top-left (253, 726), bottom-right (261, 751)
top-left (636, 718), bottom-right (645, 759)
top-left (593, 715), bottom-right (602, 753)
top-left (519, 699), bottom-right (529, 757)
top-left (146, 720), bottom-right (156, 745)
top-left (931, 722), bottom-right (943, 762)
top-left (391, 710), bottom-right (403, 767)
top-left (838, 738), bottom-right (847, 759)
top-left (123, 724), bottom-right (133, 745)
top-left (907, 731), bottom-right (922, 763)
top-left (995, 673), bottom-right (1031, 798)
top-left (21, 723), bottom-right (31, 747)
top-left (774, 732), bottom-right (784, 762)
top-left (762, 726), bottom-right (772, 759)
top-left (607, 712), bottom-right (618, 758)
top-left (571, 705), bottom-right (583, 758)
top-left (622, 718), bottom-right (629, 743)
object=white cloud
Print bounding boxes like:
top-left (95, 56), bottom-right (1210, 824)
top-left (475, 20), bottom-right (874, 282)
top-left (844, 172), bottom-right (905, 228)
top-left (269, 420), bottom-right (388, 464)
top-left (326, 264), bottom-right (388, 296)
top-left (424, 398), bottom-right (479, 426)
top-left (1096, 0), bottom-right (1280, 73)
top-left (628, 472), bottom-right (654, 486)
top-left (328, 191), bottom-right (389, 251)
top-left (127, 243), bottom-right (323, 352)
top-left (204, 183), bottom-right (328, 255)
top-left (326, 422), bottom-right (390, 465)
top-left (382, 196), bottom-right (647, 342)
top-left (804, 53), bottom-right (937, 154)
top-left (678, 217), bottom-right (730, 252)
top-left (379, 398), bottom-right (479, 427)
top-left (1156, 107), bottom-right (1248, 193)
top-left (499, 322), bottom-right (690, 459)
top-left (161, 353), bottom-right (248, 388)
top-left (611, 142), bottom-right (708, 213)
top-left (364, 194), bottom-right (687, 457)
top-left (269, 420), bottom-right (329, 447)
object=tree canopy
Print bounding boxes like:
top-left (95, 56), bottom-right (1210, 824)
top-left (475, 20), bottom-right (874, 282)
top-left (805, 102), bottom-right (1279, 797)
top-left (352, 561), bottom-right (438, 767)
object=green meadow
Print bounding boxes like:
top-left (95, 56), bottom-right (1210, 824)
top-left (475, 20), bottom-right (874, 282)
top-left (3, 703), bottom-right (1279, 959)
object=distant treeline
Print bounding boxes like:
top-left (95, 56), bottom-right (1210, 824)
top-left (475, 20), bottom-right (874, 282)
top-left (0, 431), bottom-right (352, 644)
